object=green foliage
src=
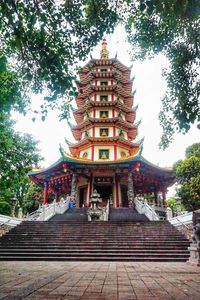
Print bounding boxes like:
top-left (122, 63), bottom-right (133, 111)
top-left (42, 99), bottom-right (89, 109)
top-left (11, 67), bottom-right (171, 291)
top-left (0, 0), bottom-right (199, 147)
top-left (174, 143), bottom-right (200, 211)
top-left (125, 0), bottom-right (200, 148)
top-left (167, 197), bottom-right (177, 216)
top-left (0, 113), bottom-right (43, 215)
top-left (186, 143), bottom-right (200, 158)
top-left (23, 183), bottom-right (43, 214)
top-left (0, 0), bottom-right (117, 117)
top-left (0, 198), bottom-right (11, 215)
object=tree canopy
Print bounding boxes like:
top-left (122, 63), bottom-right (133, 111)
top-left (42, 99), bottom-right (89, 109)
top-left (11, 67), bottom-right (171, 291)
top-left (0, 0), bottom-right (199, 147)
top-left (0, 113), bottom-right (43, 215)
top-left (174, 143), bottom-right (200, 211)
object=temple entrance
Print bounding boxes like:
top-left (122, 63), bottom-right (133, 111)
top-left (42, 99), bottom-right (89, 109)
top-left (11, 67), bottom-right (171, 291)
top-left (94, 185), bottom-right (112, 205)
top-left (79, 186), bottom-right (87, 207)
top-left (121, 185), bottom-right (129, 207)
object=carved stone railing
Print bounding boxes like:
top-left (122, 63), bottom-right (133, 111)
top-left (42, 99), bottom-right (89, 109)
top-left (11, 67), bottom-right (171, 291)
top-left (134, 197), bottom-right (160, 221)
top-left (168, 211), bottom-right (193, 240)
top-left (27, 197), bottom-right (70, 221)
top-left (169, 212), bottom-right (193, 226)
top-left (0, 214), bottom-right (21, 227)
top-left (0, 198), bottom-right (70, 232)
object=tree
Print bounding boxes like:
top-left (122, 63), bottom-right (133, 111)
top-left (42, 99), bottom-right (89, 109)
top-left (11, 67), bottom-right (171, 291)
top-left (0, 113), bottom-right (43, 215)
top-left (125, 0), bottom-right (200, 148)
top-left (0, 1), bottom-right (199, 147)
top-left (174, 143), bottom-right (200, 211)
top-left (166, 197), bottom-right (177, 217)
top-left (186, 143), bottom-right (200, 158)
top-left (0, 0), bottom-right (117, 119)
top-left (23, 183), bottom-right (43, 214)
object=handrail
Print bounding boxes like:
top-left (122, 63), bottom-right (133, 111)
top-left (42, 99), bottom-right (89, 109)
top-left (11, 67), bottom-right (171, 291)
top-left (26, 197), bottom-right (70, 221)
top-left (175, 218), bottom-right (190, 230)
top-left (134, 197), bottom-right (160, 221)
top-left (169, 211), bottom-right (192, 228)
top-left (0, 214), bottom-right (21, 227)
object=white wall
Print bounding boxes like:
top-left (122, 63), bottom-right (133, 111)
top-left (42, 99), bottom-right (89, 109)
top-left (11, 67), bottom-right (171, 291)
top-left (80, 147), bottom-right (92, 159)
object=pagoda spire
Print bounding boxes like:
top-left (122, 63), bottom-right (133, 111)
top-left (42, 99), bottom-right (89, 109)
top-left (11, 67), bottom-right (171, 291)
top-left (100, 38), bottom-right (109, 59)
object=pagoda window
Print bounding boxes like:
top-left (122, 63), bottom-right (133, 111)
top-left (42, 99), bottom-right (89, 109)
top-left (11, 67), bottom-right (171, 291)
top-left (82, 152), bottom-right (88, 158)
top-left (120, 151), bottom-right (126, 158)
top-left (99, 149), bottom-right (109, 159)
top-left (100, 81), bottom-right (108, 86)
top-left (100, 128), bottom-right (109, 137)
top-left (100, 111), bottom-right (109, 118)
top-left (100, 95), bottom-right (108, 102)
top-left (100, 68), bottom-right (107, 72)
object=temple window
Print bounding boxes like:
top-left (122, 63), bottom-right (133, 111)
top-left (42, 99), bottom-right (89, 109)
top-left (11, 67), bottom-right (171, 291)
top-left (82, 152), bottom-right (88, 158)
top-left (100, 128), bottom-right (109, 136)
top-left (100, 81), bottom-right (108, 86)
top-left (99, 149), bottom-right (109, 159)
top-left (100, 111), bottom-right (109, 118)
top-left (100, 68), bottom-right (107, 72)
top-left (100, 95), bottom-right (108, 102)
top-left (121, 151), bottom-right (126, 158)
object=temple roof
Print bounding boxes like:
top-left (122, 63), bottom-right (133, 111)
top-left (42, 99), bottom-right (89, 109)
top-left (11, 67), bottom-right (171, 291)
top-left (28, 153), bottom-right (174, 186)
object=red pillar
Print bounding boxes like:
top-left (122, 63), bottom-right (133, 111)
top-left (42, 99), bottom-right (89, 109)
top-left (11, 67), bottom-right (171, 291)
top-left (91, 145), bottom-right (94, 160)
top-left (114, 145), bottom-right (117, 160)
top-left (113, 126), bottom-right (116, 137)
top-left (43, 182), bottom-right (48, 205)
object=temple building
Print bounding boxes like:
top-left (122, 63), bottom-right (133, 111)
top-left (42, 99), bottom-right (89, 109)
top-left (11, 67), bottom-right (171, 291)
top-left (28, 39), bottom-right (175, 217)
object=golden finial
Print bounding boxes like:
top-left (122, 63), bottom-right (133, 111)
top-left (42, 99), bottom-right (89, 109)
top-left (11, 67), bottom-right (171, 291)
top-left (100, 38), bottom-right (109, 59)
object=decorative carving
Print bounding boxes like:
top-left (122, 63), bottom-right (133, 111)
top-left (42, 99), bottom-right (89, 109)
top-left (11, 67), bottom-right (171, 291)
top-left (100, 39), bottom-right (109, 59)
top-left (87, 189), bottom-right (106, 221)
top-left (188, 210), bottom-right (200, 265)
top-left (127, 172), bottom-right (134, 208)
top-left (70, 173), bottom-right (77, 201)
top-left (192, 211), bottom-right (200, 246)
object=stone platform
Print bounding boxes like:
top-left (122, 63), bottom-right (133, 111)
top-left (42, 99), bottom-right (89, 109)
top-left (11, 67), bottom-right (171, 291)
top-left (0, 261), bottom-right (200, 299)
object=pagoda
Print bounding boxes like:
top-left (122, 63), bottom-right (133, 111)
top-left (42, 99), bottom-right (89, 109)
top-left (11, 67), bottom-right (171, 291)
top-left (28, 39), bottom-right (175, 216)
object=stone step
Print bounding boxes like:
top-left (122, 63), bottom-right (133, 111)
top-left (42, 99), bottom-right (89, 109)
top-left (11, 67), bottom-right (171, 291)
top-left (0, 249), bottom-right (189, 254)
top-left (0, 256), bottom-right (189, 261)
top-left (0, 245), bottom-right (189, 249)
top-left (0, 217), bottom-right (190, 261)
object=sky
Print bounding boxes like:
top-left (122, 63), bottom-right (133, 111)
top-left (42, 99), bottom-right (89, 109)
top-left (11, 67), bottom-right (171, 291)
top-left (12, 27), bottom-right (199, 197)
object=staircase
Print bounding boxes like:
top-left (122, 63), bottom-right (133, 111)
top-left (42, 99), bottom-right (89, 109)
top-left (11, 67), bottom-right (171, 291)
top-left (50, 208), bottom-right (88, 221)
top-left (109, 208), bottom-right (148, 221)
top-left (0, 210), bottom-right (190, 261)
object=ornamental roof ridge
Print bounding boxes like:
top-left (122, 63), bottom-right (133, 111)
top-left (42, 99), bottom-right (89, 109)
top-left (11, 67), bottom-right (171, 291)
top-left (28, 154), bottom-right (174, 178)
top-left (81, 57), bottom-right (132, 73)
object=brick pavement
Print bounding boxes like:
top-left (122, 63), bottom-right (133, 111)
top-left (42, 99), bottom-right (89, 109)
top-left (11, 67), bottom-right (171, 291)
top-left (0, 261), bottom-right (200, 300)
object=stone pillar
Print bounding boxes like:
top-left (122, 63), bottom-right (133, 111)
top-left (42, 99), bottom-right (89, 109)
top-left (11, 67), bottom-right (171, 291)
top-left (188, 211), bottom-right (200, 266)
top-left (70, 173), bottom-right (77, 201)
top-left (161, 187), bottom-right (167, 219)
top-left (86, 177), bottom-right (91, 207)
top-left (127, 172), bottom-right (134, 208)
top-left (43, 182), bottom-right (48, 205)
top-left (162, 188), bottom-right (167, 208)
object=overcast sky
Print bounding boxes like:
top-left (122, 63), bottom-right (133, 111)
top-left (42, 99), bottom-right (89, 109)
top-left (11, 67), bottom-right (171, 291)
top-left (12, 27), bottom-right (199, 197)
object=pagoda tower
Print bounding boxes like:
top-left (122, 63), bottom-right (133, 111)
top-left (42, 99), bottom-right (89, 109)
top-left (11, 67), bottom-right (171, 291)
top-left (67, 39), bottom-right (140, 162)
top-left (28, 40), bottom-right (175, 215)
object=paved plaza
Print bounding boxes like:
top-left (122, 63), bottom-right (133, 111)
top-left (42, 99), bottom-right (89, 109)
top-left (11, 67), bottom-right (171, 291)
top-left (0, 261), bottom-right (200, 300)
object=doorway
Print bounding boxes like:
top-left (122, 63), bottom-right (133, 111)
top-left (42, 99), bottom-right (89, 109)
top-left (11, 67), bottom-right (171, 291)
top-left (79, 186), bottom-right (87, 207)
top-left (94, 185), bottom-right (112, 204)
top-left (121, 185), bottom-right (129, 207)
